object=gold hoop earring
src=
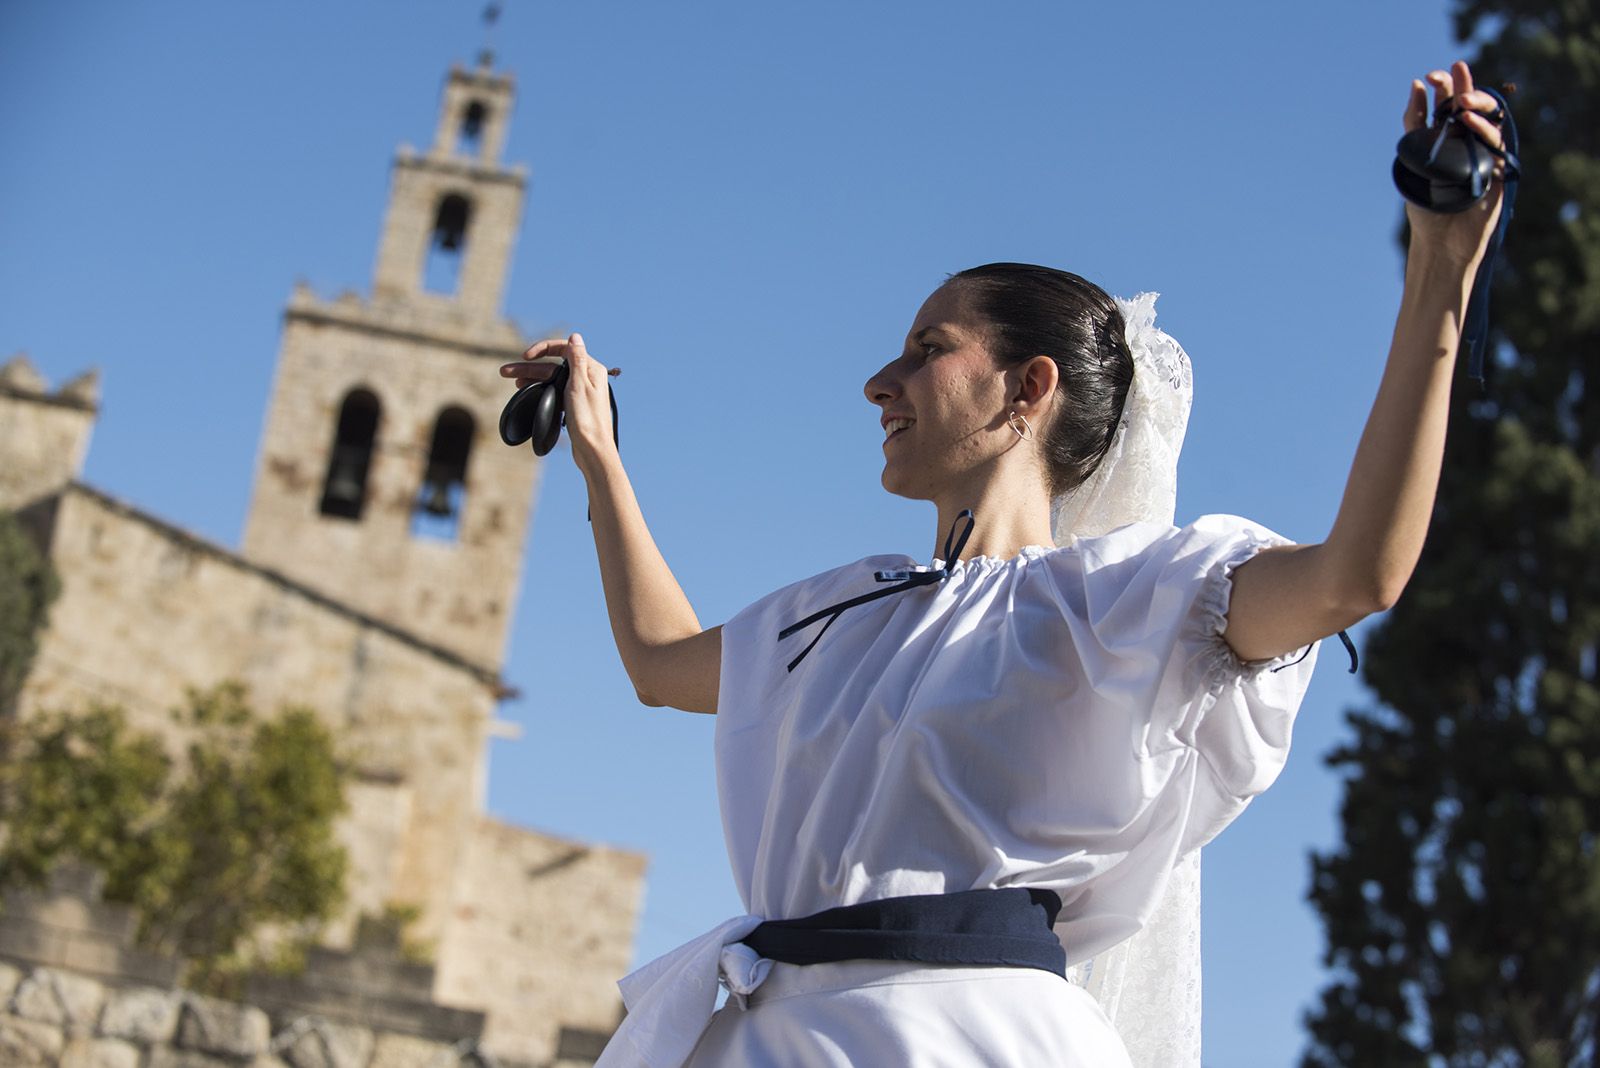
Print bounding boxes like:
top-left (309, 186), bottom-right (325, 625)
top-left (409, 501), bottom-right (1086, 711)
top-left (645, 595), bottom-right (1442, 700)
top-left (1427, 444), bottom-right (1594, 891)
top-left (1008, 410), bottom-right (1035, 441)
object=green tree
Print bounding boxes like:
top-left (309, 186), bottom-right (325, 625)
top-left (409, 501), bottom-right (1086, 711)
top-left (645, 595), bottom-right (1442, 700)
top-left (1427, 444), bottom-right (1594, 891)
top-left (0, 508), bottom-right (62, 715)
top-left (0, 703), bottom-right (168, 886)
top-left (0, 680), bottom-right (350, 997)
top-left (1301, 3), bottom-right (1600, 1066)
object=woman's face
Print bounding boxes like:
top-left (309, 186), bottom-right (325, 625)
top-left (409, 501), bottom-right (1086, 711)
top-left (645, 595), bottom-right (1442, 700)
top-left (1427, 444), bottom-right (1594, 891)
top-left (863, 284), bottom-right (1015, 501)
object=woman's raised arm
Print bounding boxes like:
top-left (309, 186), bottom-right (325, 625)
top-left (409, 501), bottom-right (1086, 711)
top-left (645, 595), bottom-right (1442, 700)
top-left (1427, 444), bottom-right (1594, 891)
top-left (1221, 60), bottom-right (1510, 664)
top-left (501, 333), bottom-right (722, 714)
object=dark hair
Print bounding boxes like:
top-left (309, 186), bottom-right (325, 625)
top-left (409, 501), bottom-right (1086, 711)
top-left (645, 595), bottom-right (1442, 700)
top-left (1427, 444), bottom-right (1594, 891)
top-left (941, 262), bottom-right (1133, 499)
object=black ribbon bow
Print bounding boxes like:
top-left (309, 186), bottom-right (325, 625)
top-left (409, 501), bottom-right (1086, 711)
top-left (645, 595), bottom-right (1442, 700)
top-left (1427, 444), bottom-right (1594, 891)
top-left (779, 509), bottom-right (1359, 675)
top-left (778, 510), bottom-right (976, 673)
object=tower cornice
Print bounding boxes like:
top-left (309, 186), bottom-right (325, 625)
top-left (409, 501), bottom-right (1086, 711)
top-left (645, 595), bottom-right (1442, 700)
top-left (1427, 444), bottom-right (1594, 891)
top-left (283, 284), bottom-right (532, 358)
top-left (394, 145), bottom-right (528, 188)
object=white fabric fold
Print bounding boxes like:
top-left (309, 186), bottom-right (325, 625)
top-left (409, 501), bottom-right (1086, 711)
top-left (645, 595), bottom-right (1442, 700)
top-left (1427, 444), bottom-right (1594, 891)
top-left (595, 913), bottom-right (767, 1068)
top-left (717, 941), bottom-right (776, 1009)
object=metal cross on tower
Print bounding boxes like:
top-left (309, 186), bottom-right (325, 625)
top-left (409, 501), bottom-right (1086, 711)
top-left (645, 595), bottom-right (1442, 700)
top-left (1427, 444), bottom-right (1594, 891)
top-left (478, 2), bottom-right (503, 68)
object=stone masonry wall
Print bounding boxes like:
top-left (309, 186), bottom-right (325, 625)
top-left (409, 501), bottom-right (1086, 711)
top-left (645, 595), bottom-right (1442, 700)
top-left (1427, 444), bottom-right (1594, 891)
top-left (0, 863), bottom-right (529, 1068)
top-left (239, 291), bottom-right (543, 671)
top-left (0, 962), bottom-right (534, 1068)
top-left (0, 356), bottom-right (98, 512)
top-left (433, 818), bottom-right (646, 1066)
top-left (8, 485), bottom-right (645, 1065)
top-left (16, 483), bottom-right (497, 952)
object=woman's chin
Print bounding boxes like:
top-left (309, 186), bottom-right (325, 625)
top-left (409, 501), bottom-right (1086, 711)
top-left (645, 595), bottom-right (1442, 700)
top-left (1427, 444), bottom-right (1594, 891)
top-left (879, 463), bottom-right (931, 501)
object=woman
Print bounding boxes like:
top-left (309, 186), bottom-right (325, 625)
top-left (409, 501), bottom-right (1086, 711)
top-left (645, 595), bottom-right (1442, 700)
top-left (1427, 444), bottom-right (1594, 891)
top-left (500, 60), bottom-right (1510, 1068)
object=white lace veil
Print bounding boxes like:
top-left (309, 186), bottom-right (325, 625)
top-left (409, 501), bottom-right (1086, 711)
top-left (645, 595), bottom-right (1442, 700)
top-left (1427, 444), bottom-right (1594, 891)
top-left (1052, 292), bottom-right (1202, 1068)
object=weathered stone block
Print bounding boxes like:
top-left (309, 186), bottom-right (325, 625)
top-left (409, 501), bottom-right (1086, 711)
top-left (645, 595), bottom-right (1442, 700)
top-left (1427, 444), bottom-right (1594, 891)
top-left (245, 950), bottom-right (484, 1046)
top-left (6, 863), bottom-right (137, 943)
top-left (436, 817), bottom-right (642, 1065)
top-left (176, 992), bottom-right (271, 1058)
top-left (10, 966), bottom-right (107, 1035)
top-left (99, 984), bottom-right (182, 1044)
top-left (277, 1017), bottom-right (375, 1068)
top-left (0, 863), bottom-right (182, 987)
top-left (0, 960), bottom-right (22, 1003)
top-left (368, 1031), bottom-right (456, 1068)
top-left (0, 1013), bottom-right (66, 1066)
top-left (150, 1048), bottom-right (288, 1068)
top-left (60, 1035), bottom-right (141, 1068)
top-left (147, 1048), bottom-right (238, 1068)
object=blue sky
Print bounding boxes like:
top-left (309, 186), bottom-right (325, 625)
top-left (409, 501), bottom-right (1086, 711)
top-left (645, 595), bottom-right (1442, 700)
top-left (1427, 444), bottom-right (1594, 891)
top-left (1, 2), bottom-right (1468, 1064)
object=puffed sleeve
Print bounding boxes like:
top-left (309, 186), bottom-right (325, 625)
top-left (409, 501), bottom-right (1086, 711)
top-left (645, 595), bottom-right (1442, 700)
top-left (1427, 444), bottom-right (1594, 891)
top-left (1072, 513), bottom-right (1323, 855)
top-left (1166, 513), bottom-right (1323, 853)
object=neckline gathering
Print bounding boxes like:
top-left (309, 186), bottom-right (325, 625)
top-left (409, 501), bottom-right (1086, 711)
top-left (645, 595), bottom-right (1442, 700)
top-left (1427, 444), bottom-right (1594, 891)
top-left (780, 513), bottom-right (1076, 672)
top-left (925, 543), bottom-right (1066, 570)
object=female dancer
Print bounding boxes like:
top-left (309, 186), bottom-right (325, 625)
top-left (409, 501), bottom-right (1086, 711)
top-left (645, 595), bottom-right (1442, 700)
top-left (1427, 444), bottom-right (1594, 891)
top-left (501, 59), bottom-right (1510, 1068)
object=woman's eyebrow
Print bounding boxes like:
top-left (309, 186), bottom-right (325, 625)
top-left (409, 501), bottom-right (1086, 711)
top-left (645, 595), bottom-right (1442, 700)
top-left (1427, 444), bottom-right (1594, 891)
top-left (912, 326), bottom-right (954, 344)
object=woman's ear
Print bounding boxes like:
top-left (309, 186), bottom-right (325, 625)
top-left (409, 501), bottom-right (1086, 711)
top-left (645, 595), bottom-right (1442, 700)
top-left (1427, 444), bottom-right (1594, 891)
top-left (1012, 355), bottom-right (1060, 415)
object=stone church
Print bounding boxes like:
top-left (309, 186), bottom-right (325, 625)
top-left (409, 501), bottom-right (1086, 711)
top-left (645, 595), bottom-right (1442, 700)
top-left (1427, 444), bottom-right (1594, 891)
top-left (0, 56), bottom-right (645, 1067)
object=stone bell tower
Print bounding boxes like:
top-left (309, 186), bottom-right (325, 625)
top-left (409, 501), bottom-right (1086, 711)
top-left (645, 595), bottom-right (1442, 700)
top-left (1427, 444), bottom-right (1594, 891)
top-left (242, 60), bottom-right (539, 669)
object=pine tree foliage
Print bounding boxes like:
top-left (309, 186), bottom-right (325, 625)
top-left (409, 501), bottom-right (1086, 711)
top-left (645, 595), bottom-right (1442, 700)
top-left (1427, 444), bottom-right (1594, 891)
top-left (1301, 3), bottom-right (1600, 1066)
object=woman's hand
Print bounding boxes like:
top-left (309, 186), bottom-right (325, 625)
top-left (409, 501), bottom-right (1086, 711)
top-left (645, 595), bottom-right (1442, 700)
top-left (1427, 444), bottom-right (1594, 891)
top-left (500, 337), bottom-right (717, 713)
top-left (1402, 59), bottom-right (1509, 271)
top-left (499, 332), bottom-right (619, 477)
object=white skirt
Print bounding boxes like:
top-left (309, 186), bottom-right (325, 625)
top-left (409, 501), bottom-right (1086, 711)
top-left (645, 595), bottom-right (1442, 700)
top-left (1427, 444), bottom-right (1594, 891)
top-left (683, 958), bottom-right (1134, 1067)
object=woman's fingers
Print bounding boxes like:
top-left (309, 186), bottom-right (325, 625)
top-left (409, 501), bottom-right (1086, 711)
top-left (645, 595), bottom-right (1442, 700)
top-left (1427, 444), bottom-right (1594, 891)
top-left (500, 336), bottom-right (572, 388)
top-left (562, 332), bottom-right (618, 458)
top-left (1404, 79), bottom-right (1429, 132)
top-left (1408, 61), bottom-right (1505, 154)
top-left (520, 337), bottom-right (564, 361)
top-left (499, 359), bottom-right (558, 389)
top-left (567, 332), bottom-right (621, 384)
top-left (1458, 108), bottom-right (1504, 146)
top-left (567, 332), bottom-right (600, 393)
top-left (1427, 69), bottom-right (1453, 114)
top-left (563, 334), bottom-right (588, 375)
top-left (499, 357), bottom-right (558, 375)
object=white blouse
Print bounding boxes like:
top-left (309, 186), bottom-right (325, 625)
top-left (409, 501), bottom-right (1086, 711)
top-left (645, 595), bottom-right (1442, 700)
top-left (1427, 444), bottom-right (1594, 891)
top-left (596, 513), bottom-right (1324, 1068)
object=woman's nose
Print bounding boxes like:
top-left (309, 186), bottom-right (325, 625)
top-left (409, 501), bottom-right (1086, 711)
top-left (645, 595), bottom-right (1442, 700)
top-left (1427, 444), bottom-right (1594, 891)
top-left (863, 362), bottom-right (898, 405)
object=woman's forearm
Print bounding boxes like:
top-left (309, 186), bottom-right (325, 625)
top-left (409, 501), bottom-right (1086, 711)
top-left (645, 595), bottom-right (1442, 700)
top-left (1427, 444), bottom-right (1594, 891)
top-left (578, 447), bottom-right (704, 700)
top-left (1323, 247), bottom-right (1479, 609)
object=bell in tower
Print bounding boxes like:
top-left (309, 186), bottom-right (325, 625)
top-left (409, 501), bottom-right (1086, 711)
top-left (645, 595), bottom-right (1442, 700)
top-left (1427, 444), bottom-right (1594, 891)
top-left (411, 406), bottom-right (475, 539)
top-left (240, 56), bottom-right (541, 670)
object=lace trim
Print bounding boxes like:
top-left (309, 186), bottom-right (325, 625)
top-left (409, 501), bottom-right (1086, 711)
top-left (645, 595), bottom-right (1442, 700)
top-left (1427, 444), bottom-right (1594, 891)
top-left (1187, 532), bottom-right (1315, 696)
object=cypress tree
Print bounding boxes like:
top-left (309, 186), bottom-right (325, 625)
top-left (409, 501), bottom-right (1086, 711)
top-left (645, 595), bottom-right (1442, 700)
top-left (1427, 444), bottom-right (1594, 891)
top-left (1301, 3), bottom-right (1600, 1065)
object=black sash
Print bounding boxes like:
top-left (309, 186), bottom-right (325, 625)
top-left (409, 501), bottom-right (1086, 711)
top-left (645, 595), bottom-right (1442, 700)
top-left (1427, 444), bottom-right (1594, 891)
top-left (740, 887), bottom-right (1067, 978)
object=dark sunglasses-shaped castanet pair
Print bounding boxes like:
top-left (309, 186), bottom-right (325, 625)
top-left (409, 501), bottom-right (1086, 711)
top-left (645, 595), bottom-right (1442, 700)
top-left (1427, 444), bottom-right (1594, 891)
top-left (1392, 86), bottom-right (1521, 213)
top-left (498, 354), bottom-right (619, 456)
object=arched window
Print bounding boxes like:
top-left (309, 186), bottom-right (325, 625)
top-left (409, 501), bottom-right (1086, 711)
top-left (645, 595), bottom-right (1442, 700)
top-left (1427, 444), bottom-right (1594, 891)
top-left (459, 100), bottom-right (489, 157)
top-left (411, 406), bottom-right (475, 541)
top-left (423, 193), bottom-right (472, 295)
top-left (319, 388), bottom-right (381, 521)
